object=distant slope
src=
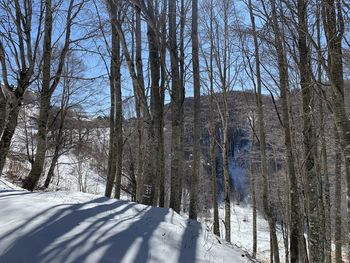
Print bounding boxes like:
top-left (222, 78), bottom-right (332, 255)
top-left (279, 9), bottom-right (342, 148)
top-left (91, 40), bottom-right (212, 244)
top-left (0, 180), bottom-right (251, 263)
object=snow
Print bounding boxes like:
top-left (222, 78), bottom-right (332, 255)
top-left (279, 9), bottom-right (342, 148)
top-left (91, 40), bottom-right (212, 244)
top-left (223, 205), bottom-right (284, 262)
top-left (0, 180), bottom-right (250, 263)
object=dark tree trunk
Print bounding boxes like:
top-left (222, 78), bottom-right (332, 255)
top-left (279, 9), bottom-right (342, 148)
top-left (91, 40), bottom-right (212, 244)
top-left (189, 0), bottom-right (200, 221)
top-left (297, 0), bottom-right (321, 261)
top-left (334, 126), bottom-right (342, 263)
top-left (169, 0), bottom-right (183, 212)
top-left (0, 100), bottom-right (21, 176)
top-left (23, 0), bottom-right (53, 190)
top-left (269, 0), bottom-right (302, 261)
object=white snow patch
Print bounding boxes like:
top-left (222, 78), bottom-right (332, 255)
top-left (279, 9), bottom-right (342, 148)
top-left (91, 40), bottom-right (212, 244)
top-left (0, 180), bottom-right (250, 263)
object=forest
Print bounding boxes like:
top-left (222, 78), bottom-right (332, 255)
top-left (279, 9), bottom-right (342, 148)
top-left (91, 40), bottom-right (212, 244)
top-left (0, 0), bottom-right (350, 262)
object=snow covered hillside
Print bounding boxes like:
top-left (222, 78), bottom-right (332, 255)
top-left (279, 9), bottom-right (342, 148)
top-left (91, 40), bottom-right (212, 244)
top-left (0, 179), bottom-right (251, 263)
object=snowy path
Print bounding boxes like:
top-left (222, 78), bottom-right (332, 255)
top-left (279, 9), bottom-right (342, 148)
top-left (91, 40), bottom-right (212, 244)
top-left (0, 186), bottom-right (250, 263)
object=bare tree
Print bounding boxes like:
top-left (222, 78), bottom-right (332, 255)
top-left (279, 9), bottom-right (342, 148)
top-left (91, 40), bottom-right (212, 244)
top-left (168, 0), bottom-right (184, 212)
top-left (0, 0), bottom-right (44, 176)
top-left (105, 0), bottom-right (123, 199)
top-left (267, 0), bottom-right (303, 261)
top-left (23, 0), bottom-right (84, 191)
top-left (189, 0), bottom-right (200, 220)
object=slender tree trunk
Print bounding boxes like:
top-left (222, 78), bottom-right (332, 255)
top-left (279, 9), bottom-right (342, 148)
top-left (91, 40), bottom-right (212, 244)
top-left (320, 98), bottom-right (331, 263)
top-left (334, 126), bottom-right (342, 263)
top-left (208, 0), bottom-right (219, 235)
top-left (158, 0), bottom-right (167, 207)
top-left (169, 0), bottom-right (182, 212)
top-left (189, 0), bottom-right (200, 221)
top-left (23, 0), bottom-right (53, 190)
top-left (249, 137), bottom-right (257, 258)
top-left (269, 0), bottom-right (302, 261)
top-left (222, 102), bottom-right (231, 242)
top-left (44, 107), bottom-right (66, 188)
top-left (297, 0), bottom-right (321, 261)
top-left (105, 0), bottom-right (118, 198)
top-left (114, 21), bottom-right (123, 200)
top-left (316, 4), bottom-right (331, 260)
top-left (134, 6), bottom-right (145, 203)
top-left (248, 0), bottom-right (279, 260)
top-left (322, 2), bottom-right (350, 259)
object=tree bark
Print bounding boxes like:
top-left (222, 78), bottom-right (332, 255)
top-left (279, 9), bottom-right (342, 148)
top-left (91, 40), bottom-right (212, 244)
top-left (297, 0), bottom-right (321, 261)
top-left (23, 0), bottom-right (53, 191)
top-left (334, 126), bottom-right (342, 263)
top-left (169, 0), bottom-right (183, 213)
top-left (189, 0), bottom-right (200, 221)
top-left (158, 0), bottom-right (167, 207)
top-left (322, 2), bottom-right (350, 259)
top-left (248, 0), bottom-right (279, 260)
top-left (0, 101), bottom-right (21, 176)
top-left (269, 0), bottom-right (302, 261)
top-left (113, 10), bottom-right (123, 200)
top-left (105, 0), bottom-right (118, 197)
top-left (134, 6), bottom-right (145, 203)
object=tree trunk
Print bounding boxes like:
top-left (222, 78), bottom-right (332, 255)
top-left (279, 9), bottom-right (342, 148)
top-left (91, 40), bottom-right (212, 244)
top-left (134, 6), bottom-right (145, 203)
top-left (248, 0), bottom-right (279, 260)
top-left (169, 0), bottom-right (183, 213)
top-left (316, 4), bottom-right (331, 260)
top-left (0, 87), bottom-right (9, 139)
top-left (320, 98), bottom-right (331, 263)
top-left (249, 139), bottom-right (257, 258)
top-left (269, 0), bottom-right (302, 261)
top-left (44, 107), bottom-right (66, 189)
top-left (297, 0), bottom-right (321, 261)
top-left (158, 0), bottom-right (167, 207)
top-left (222, 105), bottom-right (231, 242)
top-left (22, 0), bottom-right (53, 191)
top-left (114, 16), bottom-right (123, 200)
top-left (189, 0), bottom-right (200, 221)
top-left (0, 100), bottom-right (21, 176)
top-left (208, 0), bottom-right (219, 235)
top-left (334, 126), bottom-right (342, 263)
top-left (105, 0), bottom-right (117, 197)
top-left (322, 2), bottom-right (350, 259)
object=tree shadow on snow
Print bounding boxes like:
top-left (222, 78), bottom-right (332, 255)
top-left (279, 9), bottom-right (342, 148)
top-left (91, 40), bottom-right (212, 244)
top-left (0, 191), bottom-right (204, 263)
top-left (0, 189), bottom-right (33, 198)
top-left (0, 196), bottom-right (133, 262)
top-left (0, 195), bottom-right (170, 263)
top-left (178, 219), bottom-right (201, 263)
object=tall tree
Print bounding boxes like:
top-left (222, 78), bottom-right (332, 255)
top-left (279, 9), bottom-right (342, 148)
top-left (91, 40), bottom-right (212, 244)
top-left (247, 0), bottom-right (279, 260)
top-left (189, 0), bottom-right (200, 220)
top-left (316, 3), bottom-right (331, 261)
top-left (322, 2), bottom-right (350, 260)
top-left (105, 0), bottom-right (123, 199)
top-left (0, 0), bottom-right (44, 176)
top-left (169, 0), bottom-right (183, 212)
top-left (207, 0), bottom-right (220, 236)
top-left (334, 126), bottom-right (342, 263)
top-left (268, 0), bottom-right (302, 261)
top-left (23, 0), bottom-right (82, 190)
top-left (297, 0), bottom-right (321, 261)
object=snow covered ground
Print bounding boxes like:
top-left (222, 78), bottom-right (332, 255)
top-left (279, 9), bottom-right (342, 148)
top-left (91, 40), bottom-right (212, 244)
top-left (223, 205), bottom-right (284, 262)
top-left (0, 179), bottom-right (251, 263)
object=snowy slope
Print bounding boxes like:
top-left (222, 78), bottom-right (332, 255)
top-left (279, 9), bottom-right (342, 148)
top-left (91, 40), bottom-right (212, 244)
top-left (0, 181), bottom-right (251, 263)
top-left (223, 205), bottom-right (284, 262)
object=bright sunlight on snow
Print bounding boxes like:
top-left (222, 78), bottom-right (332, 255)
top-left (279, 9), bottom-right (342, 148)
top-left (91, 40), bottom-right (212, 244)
top-left (0, 179), bottom-right (250, 263)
